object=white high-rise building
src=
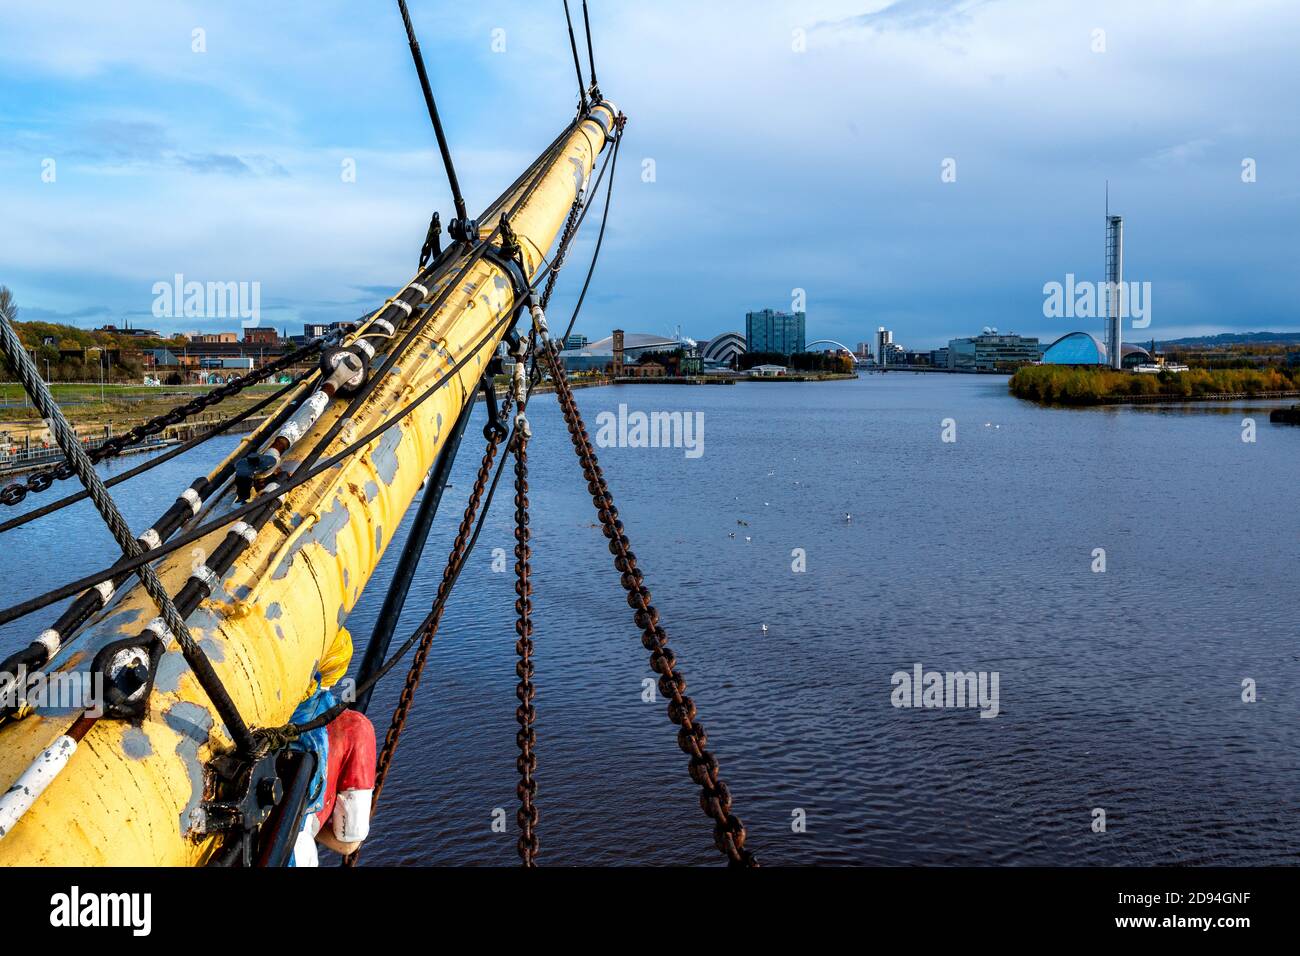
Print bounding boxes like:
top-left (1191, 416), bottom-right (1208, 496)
top-left (875, 327), bottom-right (894, 365)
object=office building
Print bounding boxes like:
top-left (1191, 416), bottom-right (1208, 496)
top-left (746, 309), bottom-right (806, 355)
top-left (946, 330), bottom-right (1043, 371)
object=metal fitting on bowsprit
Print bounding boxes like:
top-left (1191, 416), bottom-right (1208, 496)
top-left (234, 451), bottom-right (281, 502)
top-left (447, 216), bottom-right (479, 245)
top-left (91, 632), bottom-right (168, 720)
top-left (318, 345), bottom-right (369, 398)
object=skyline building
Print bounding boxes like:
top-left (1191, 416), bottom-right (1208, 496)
top-left (946, 330), bottom-right (1042, 371)
top-left (746, 309), bottom-right (806, 355)
top-left (875, 327), bottom-right (894, 364)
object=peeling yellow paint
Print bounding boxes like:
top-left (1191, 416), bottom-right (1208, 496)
top-left (0, 105), bottom-right (615, 866)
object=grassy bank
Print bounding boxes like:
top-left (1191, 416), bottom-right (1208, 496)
top-left (1009, 364), bottom-right (1300, 405)
top-left (0, 382), bottom-right (284, 438)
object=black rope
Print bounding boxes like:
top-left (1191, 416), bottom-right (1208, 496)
top-left (0, 310), bottom-right (514, 629)
top-left (0, 374), bottom-right (306, 535)
top-left (0, 299), bottom-right (254, 751)
top-left (581, 0), bottom-right (600, 99)
top-left (279, 117), bottom-right (621, 743)
top-left (352, 391), bottom-right (476, 713)
top-left (287, 367), bottom-right (522, 736)
top-left (562, 0), bottom-right (588, 113)
top-left (559, 118), bottom-right (622, 346)
top-left (396, 0), bottom-right (468, 226)
top-left (0, 105), bottom-right (588, 631)
top-left (0, 338), bottom-right (326, 508)
top-left (282, 112), bottom-right (581, 495)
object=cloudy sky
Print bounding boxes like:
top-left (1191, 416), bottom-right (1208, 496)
top-left (1, 0), bottom-right (1297, 350)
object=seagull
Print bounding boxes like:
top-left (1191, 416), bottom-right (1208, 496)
top-left (728, 531), bottom-right (735, 539)
top-left (744, 536), bottom-right (752, 542)
top-left (844, 512), bottom-right (852, 522)
top-left (737, 519), bottom-right (748, 526)
top-left (760, 624), bottom-right (768, 633)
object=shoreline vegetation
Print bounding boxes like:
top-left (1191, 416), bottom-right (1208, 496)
top-left (1009, 364), bottom-right (1300, 406)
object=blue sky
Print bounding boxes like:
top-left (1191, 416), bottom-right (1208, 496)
top-left (1, 0), bottom-right (1297, 350)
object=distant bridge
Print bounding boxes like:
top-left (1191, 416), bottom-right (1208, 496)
top-left (805, 339), bottom-right (858, 356)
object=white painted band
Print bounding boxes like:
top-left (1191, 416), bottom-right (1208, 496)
top-left (231, 521), bottom-right (257, 544)
top-left (35, 629), bottom-right (61, 657)
top-left (408, 282), bottom-right (428, 297)
top-left (354, 339), bottom-right (375, 359)
top-left (137, 528), bottom-right (162, 550)
top-left (190, 564), bottom-right (221, 592)
top-left (94, 581), bottom-right (115, 605)
top-left (277, 385), bottom-right (332, 448)
top-left (0, 736), bottom-right (77, 839)
top-left (147, 616), bottom-right (173, 642)
top-left (393, 299), bottom-right (413, 316)
top-left (372, 318), bottom-right (395, 336)
top-left (181, 488), bottom-right (202, 514)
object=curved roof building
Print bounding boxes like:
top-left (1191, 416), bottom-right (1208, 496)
top-left (701, 331), bottom-right (746, 365)
top-left (1042, 332), bottom-right (1150, 368)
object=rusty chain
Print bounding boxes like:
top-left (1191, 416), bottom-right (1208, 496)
top-left (539, 197), bottom-right (582, 312)
top-left (511, 419), bottom-right (538, 865)
top-left (0, 338), bottom-right (326, 507)
top-left (540, 343), bottom-right (758, 867)
top-left (360, 391), bottom-right (516, 831)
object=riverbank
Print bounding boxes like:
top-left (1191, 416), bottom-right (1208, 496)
top-left (0, 381), bottom-right (284, 441)
top-left (1009, 364), bottom-right (1300, 405)
top-left (741, 372), bottom-right (859, 383)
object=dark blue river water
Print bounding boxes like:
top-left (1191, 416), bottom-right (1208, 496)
top-left (2, 374), bottom-right (1296, 865)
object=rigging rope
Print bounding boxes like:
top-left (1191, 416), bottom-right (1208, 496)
top-left (366, 396), bottom-right (513, 795)
top-left (558, 115), bottom-right (623, 347)
top-left (0, 369), bottom-right (322, 696)
top-left (0, 309), bottom-right (514, 630)
top-left (0, 372), bottom-right (307, 536)
top-left (562, 0), bottom-right (589, 113)
top-left (0, 338), bottom-right (326, 508)
top-left (582, 0), bottom-right (600, 100)
top-left (0, 300), bottom-right (255, 753)
top-left (0, 107), bottom-right (588, 631)
top-left (397, 0), bottom-right (470, 230)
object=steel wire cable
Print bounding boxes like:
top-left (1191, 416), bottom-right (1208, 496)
top-left (0, 299), bottom-right (254, 751)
